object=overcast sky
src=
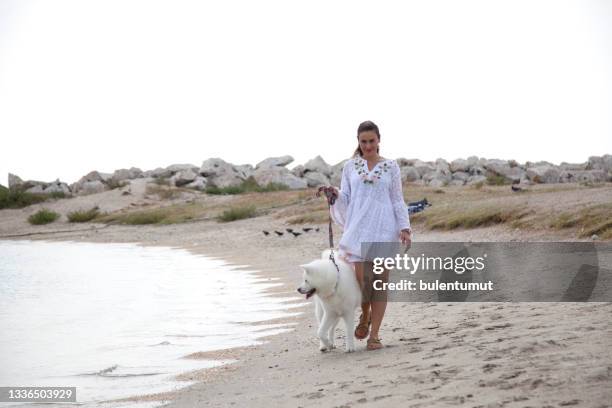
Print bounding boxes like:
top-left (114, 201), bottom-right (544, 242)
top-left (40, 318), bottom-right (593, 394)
top-left (1, 0), bottom-right (611, 185)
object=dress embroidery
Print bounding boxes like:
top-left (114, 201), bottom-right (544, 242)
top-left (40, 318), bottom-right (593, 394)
top-left (354, 157), bottom-right (391, 184)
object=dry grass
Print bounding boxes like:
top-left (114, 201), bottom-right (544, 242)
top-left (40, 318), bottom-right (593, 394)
top-left (549, 203), bottom-right (612, 239)
top-left (411, 203), bottom-right (532, 230)
top-left (95, 202), bottom-right (207, 225)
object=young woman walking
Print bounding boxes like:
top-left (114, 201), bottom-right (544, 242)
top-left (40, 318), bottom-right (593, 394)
top-left (322, 120), bottom-right (412, 350)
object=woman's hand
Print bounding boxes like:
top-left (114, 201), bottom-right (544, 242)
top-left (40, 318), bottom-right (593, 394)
top-left (400, 228), bottom-right (412, 245)
top-left (316, 185), bottom-right (339, 205)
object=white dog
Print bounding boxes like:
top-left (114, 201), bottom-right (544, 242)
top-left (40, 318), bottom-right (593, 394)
top-left (297, 249), bottom-right (362, 352)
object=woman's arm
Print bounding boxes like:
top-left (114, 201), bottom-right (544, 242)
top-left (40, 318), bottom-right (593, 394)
top-left (390, 161), bottom-right (411, 232)
top-left (329, 160), bottom-right (351, 228)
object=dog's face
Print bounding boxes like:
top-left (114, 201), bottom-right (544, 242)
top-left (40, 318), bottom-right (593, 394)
top-left (297, 260), bottom-right (332, 299)
top-left (297, 263), bottom-right (317, 299)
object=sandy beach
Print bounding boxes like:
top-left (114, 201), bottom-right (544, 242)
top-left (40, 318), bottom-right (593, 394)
top-left (1, 182), bottom-right (611, 407)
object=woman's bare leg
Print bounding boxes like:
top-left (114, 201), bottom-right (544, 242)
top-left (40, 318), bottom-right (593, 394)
top-left (352, 262), bottom-right (371, 324)
top-left (369, 267), bottom-right (389, 340)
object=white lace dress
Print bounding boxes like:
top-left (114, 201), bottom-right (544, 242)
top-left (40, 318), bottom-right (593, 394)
top-left (330, 156), bottom-right (412, 263)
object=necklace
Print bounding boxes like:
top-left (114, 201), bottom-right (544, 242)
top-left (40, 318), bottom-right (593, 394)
top-left (354, 156), bottom-right (390, 184)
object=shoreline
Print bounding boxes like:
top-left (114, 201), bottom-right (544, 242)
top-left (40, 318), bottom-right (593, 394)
top-left (1, 181), bottom-right (611, 407)
top-left (2, 217), bottom-right (611, 407)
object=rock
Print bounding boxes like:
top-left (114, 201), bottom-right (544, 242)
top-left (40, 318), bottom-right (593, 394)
top-left (25, 184), bottom-right (45, 194)
top-left (185, 176), bottom-right (208, 191)
top-left (559, 170), bottom-right (607, 183)
top-left (253, 166), bottom-right (307, 189)
top-left (255, 155), bottom-right (294, 169)
top-left (450, 159), bottom-right (470, 173)
top-left (452, 171), bottom-right (469, 181)
top-left (484, 160), bottom-right (525, 183)
top-left (234, 164), bottom-right (255, 180)
top-left (330, 160), bottom-right (349, 186)
top-left (171, 169), bottom-right (198, 187)
top-left (470, 166), bottom-right (485, 176)
top-left (43, 180), bottom-right (71, 195)
top-left (80, 180), bottom-right (107, 195)
top-left (303, 171), bottom-right (330, 187)
top-left (291, 165), bottom-right (305, 178)
top-left (166, 163), bottom-right (198, 173)
top-left (148, 167), bottom-right (174, 179)
top-left (400, 166), bottom-right (420, 182)
top-left (412, 160), bottom-right (436, 177)
top-left (199, 158), bottom-right (244, 188)
top-left (423, 170), bottom-right (451, 185)
top-left (8, 173), bottom-right (23, 189)
top-left (434, 158), bottom-right (450, 172)
top-left (396, 158), bottom-right (417, 167)
top-left (591, 234), bottom-right (599, 241)
top-left (112, 167), bottom-right (143, 182)
top-left (559, 162), bottom-right (588, 171)
top-left (466, 175), bottom-right (487, 185)
top-left (303, 155), bottom-right (332, 176)
top-left (526, 165), bottom-right (560, 183)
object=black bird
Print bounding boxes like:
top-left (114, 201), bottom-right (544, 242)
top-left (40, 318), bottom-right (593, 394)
top-left (262, 231), bottom-right (269, 236)
top-left (511, 185), bottom-right (523, 192)
top-left (315, 227), bottom-right (320, 232)
top-left (290, 231), bottom-right (302, 237)
top-left (274, 231), bottom-right (284, 236)
top-left (286, 228), bottom-right (294, 233)
top-left (302, 227), bottom-right (313, 232)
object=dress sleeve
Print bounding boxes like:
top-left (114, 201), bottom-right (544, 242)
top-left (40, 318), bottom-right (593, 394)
top-left (330, 160), bottom-right (351, 228)
top-left (390, 161), bottom-right (411, 231)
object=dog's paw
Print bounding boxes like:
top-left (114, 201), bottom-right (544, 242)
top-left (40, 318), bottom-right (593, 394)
top-left (319, 340), bottom-right (330, 352)
top-left (345, 346), bottom-right (355, 353)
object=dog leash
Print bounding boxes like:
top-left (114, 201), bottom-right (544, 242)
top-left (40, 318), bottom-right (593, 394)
top-left (316, 186), bottom-right (341, 292)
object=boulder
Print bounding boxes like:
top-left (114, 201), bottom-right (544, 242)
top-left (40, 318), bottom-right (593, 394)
top-left (148, 167), bottom-right (174, 179)
top-left (253, 166), bottom-right (307, 189)
top-left (396, 158), bottom-right (417, 167)
top-left (8, 173), bottom-right (23, 190)
top-left (255, 155), bottom-right (294, 169)
top-left (80, 180), bottom-right (107, 195)
top-left (412, 160), bottom-right (436, 177)
top-left (466, 175), bottom-right (487, 185)
top-left (25, 184), bottom-right (45, 194)
top-left (526, 165), bottom-right (560, 183)
top-left (171, 169), bottom-right (198, 187)
top-left (185, 176), bottom-right (208, 191)
top-left (43, 180), bottom-right (71, 195)
top-left (234, 164), bottom-right (255, 180)
top-left (291, 165), bottom-right (305, 178)
top-left (559, 170), bottom-right (607, 183)
top-left (330, 160), bottom-right (349, 186)
top-left (166, 163), bottom-right (198, 173)
top-left (452, 171), bottom-right (470, 181)
top-left (199, 158), bottom-right (244, 188)
top-left (450, 159), bottom-right (470, 173)
top-left (303, 155), bottom-right (332, 176)
top-left (303, 171), bottom-right (330, 187)
top-left (112, 167), bottom-right (143, 182)
top-left (400, 166), bottom-right (420, 182)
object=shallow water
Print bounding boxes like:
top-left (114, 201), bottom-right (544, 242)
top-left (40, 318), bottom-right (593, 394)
top-left (0, 240), bottom-right (302, 407)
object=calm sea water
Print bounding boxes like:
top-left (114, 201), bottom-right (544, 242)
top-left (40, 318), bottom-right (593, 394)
top-left (0, 240), bottom-right (302, 407)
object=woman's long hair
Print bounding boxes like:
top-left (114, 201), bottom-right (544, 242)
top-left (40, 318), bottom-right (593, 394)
top-left (353, 120), bottom-right (381, 157)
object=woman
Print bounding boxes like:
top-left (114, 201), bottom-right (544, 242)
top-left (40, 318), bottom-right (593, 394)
top-left (323, 120), bottom-right (412, 351)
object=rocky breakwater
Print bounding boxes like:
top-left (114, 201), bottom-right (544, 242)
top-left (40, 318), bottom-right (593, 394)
top-left (5, 154), bottom-right (611, 197)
